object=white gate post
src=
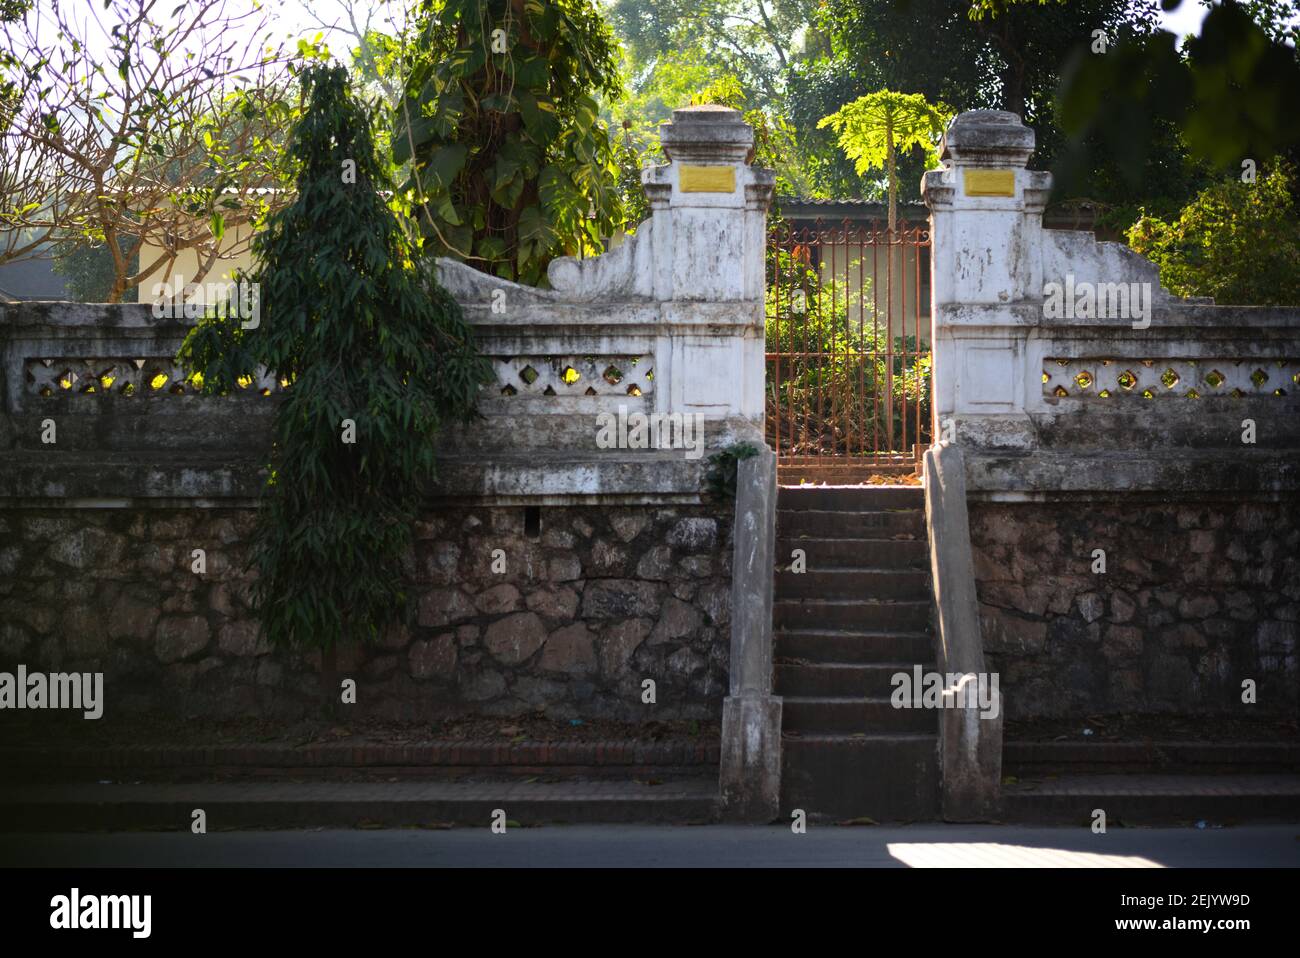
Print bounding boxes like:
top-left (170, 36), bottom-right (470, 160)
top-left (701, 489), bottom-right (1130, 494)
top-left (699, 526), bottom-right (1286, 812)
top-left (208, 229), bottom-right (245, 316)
top-left (921, 110), bottom-right (1052, 451)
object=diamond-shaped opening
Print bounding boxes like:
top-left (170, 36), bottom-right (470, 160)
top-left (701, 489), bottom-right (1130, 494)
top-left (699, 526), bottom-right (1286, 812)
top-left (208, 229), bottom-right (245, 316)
top-left (1074, 370), bottom-right (1093, 389)
top-left (1141, 388), bottom-right (1155, 399)
top-left (1052, 385), bottom-right (1068, 397)
top-left (1205, 370), bottom-right (1225, 388)
top-left (259, 387), bottom-right (272, 397)
top-left (584, 386), bottom-right (598, 396)
top-left (542, 385), bottom-right (557, 396)
top-left (1098, 389), bottom-right (1111, 398)
top-left (1117, 370), bottom-right (1137, 390)
top-left (602, 365), bottom-right (623, 385)
top-left (1042, 371), bottom-right (1049, 384)
top-left (99, 371), bottom-right (117, 390)
top-left (627, 384), bottom-right (643, 397)
top-left (560, 366), bottom-right (580, 385)
top-left (645, 368), bottom-right (654, 381)
top-left (1250, 368), bottom-right (1268, 387)
top-left (122, 383), bottom-right (136, 396)
top-left (1160, 368), bottom-right (1180, 389)
top-left (518, 365), bottom-right (539, 386)
top-left (149, 372), bottom-right (169, 391)
top-left (58, 370), bottom-right (76, 390)
top-left (500, 384), bottom-right (517, 396)
top-left (1186, 388), bottom-right (1200, 399)
top-left (236, 374), bottom-right (253, 390)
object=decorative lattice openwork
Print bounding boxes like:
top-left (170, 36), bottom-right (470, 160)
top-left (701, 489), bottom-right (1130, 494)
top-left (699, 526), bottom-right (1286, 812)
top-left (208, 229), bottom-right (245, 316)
top-left (1043, 358), bottom-right (1299, 399)
top-left (493, 355), bottom-right (654, 399)
top-left (24, 358), bottom-right (283, 397)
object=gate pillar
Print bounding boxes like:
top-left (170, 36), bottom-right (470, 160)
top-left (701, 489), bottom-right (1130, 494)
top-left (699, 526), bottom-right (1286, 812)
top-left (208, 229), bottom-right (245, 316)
top-left (921, 110), bottom-right (1052, 450)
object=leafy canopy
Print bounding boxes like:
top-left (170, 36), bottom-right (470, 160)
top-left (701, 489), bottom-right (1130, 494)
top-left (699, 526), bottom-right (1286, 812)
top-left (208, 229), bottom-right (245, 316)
top-left (1127, 160), bottom-right (1300, 307)
top-left (818, 91), bottom-right (952, 177)
top-left (179, 63), bottom-right (492, 650)
top-left (818, 90), bottom-right (952, 229)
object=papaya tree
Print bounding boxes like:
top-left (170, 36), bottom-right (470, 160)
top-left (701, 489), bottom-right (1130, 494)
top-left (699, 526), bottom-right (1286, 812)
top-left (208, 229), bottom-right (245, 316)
top-left (394, 0), bottom-right (624, 285)
top-left (818, 90), bottom-right (952, 232)
top-left (178, 63), bottom-right (492, 707)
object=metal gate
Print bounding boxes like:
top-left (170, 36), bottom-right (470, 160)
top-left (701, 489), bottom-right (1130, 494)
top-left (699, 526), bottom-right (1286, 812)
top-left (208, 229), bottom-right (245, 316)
top-left (766, 218), bottom-right (932, 482)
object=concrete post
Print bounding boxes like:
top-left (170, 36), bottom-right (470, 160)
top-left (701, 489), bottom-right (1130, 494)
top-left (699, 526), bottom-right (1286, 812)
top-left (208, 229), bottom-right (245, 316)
top-left (719, 445), bottom-right (782, 821)
top-left (924, 442), bottom-right (1002, 820)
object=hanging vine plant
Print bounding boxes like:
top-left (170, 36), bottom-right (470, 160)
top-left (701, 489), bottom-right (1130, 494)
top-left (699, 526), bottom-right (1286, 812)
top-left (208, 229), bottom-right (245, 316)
top-left (394, 0), bottom-right (624, 285)
top-left (178, 64), bottom-right (492, 699)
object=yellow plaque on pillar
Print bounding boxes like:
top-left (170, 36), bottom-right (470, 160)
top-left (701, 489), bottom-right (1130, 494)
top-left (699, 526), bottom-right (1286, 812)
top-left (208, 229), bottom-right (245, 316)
top-left (679, 165), bottom-right (736, 193)
top-left (964, 169), bottom-right (1016, 197)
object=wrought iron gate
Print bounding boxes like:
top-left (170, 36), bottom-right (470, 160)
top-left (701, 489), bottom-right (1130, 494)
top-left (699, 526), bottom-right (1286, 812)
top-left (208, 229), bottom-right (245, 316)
top-left (766, 218), bottom-right (933, 482)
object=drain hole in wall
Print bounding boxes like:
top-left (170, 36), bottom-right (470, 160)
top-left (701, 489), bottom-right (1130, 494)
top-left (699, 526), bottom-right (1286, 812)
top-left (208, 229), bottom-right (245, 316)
top-left (524, 505), bottom-right (541, 539)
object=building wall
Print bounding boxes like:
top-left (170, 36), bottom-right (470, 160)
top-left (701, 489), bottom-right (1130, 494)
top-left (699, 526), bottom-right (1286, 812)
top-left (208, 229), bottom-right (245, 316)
top-left (138, 220), bottom-right (258, 303)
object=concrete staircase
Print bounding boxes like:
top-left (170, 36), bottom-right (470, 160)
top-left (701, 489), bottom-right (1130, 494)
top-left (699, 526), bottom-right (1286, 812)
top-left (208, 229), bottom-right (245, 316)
top-left (774, 485), bottom-right (940, 821)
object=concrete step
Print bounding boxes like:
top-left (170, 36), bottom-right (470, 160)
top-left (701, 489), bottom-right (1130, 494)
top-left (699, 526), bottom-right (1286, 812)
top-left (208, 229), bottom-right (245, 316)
top-left (774, 567), bottom-right (930, 601)
top-left (777, 486), bottom-right (924, 511)
top-left (776, 629), bottom-right (934, 664)
top-left (1003, 741), bottom-right (1300, 776)
top-left (781, 733), bottom-right (940, 821)
top-left (0, 739), bottom-right (720, 784)
top-left (775, 537), bottom-right (929, 569)
top-left (1000, 774), bottom-right (1300, 825)
top-left (776, 599), bottom-right (930, 632)
top-left (783, 697), bottom-right (937, 734)
top-left (775, 663), bottom-right (934, 697)
top-left (0, 779), bottom-right (720, 830)
top-left (778, 509), bottom-right (924, 540)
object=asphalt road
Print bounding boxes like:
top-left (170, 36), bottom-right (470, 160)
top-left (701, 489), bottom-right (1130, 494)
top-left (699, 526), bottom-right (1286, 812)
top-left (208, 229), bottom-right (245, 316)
top-left (3, 823), bottom-right (1298, 868)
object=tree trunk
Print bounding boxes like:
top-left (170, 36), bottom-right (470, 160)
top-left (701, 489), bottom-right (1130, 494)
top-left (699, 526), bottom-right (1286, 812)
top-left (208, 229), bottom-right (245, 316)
top-left (886, 126), bottom-right (897, 235)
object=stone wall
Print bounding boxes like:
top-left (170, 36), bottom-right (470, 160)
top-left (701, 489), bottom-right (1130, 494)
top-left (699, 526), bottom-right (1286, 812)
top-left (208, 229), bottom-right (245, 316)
top-left (0, 503), bottom-right (733, 722)
top-left (970, 499), bottom-right (1299, 719)
top-left (0, 106), bottom-right (776, 734)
